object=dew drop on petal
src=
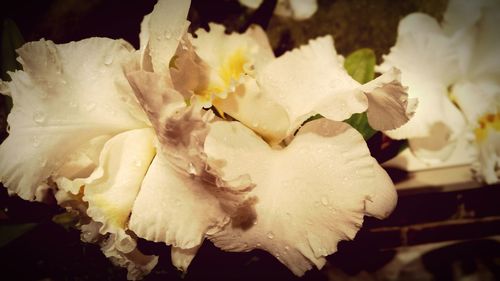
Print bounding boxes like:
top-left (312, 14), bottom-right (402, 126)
top-left (104, 55), bottom-right (113, 66)
top-left (267, 232), bottom-right (274, 239)
top-left (164, 30), bottom-right (172, 39)
top-left (321, 197), bottom-right (329, 206)
top-left (188, 163), bottom-right (196, 174)
top-left (33, 111), bottom-right (46, 124)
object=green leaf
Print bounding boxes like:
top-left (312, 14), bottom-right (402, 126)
top-left (343, 48), bottom-right (377, 140)
top-left (0, 223), bottom-right (37, 247)
top-left (344, 112), bottom-right (377, 140)
top-left (343, 48), bottom-right (376, 84)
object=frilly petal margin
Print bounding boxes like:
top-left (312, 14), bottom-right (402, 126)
top-left (126, 68), bottom-right (255, 213)
top-left (102, 234), bottom-right (159, 281)
top-left (258, 36), bottom-right (412, 143)
top-left (129, 153), bottom-right (231, 250)
top-left (0, 38), bottom-right (148, 200)
top-left (205, 119), bottom-right (396, 276)
top-left (171, 246), bottom-right (200, 272)
top-left (361, 68), bottom-right (417, 131)
top-left (82, 128), bottom-right (156, 253)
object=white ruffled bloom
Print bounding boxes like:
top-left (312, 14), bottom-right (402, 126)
top-left (445, 0), bottom-right (500, 183)
top-left (379, 0), bottom-right (500, 183)
top-left (0, 0), bottom-right (415, 278)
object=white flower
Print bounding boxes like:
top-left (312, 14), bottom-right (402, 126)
top-left (239, 0), bottom-right (318, 20)
top-left (377, 13), bottom-right (467, 163)
top-left (0, 0), bottom-right (416, 278)
top-left (0, 38), bottom-right (159, 279)
top-left (126, 0), bottom-right (412, 276)
top-left (445, 0), bottom-right (500, 183)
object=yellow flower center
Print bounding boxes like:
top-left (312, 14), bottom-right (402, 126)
top-left (475, 113), bottom-right (500, 142)
top-left (195, 48), bottom-right (251, 114)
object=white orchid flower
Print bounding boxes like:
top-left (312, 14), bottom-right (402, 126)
top-left (443, 0), bottom-right (500, 183)
top-left (125, 0), bottom-right (412, 276)
top-left (187, 23), bottom-right (414, 145)
top-left (377, 13), bottom-right (468, 164)
top-left (0, 0), bottom-right (415, 278)
top-left (239, 0), bottom-right (318, 21)
top-left (0, 37), bottom-right (160, 279)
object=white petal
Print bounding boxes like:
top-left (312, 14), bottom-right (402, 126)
top-left (258, 36), bottom-right (367, 137)
top-left (239, 0), bottom-right (263, 9)
top-left (378, 13), bottom-right (460, 85)
top-left (171, 245), bottom-right (200, 272)
top-left (259, 36), bottom-right (411, 141)
top-left (127, 69), bottom-right (254, 202)
top-left (474, 128), bottom-right (500, 184)
top-left (101, 234), bottom-right (158, 281)
top-left (443, 0), bottom-right (497, 34)
top-left (129, 153), bottom-right (230, 249)
top-left (379, 13), bottom-right (467, 160)
top-left (205, 119), bottom-right (396, 276)
top-left (0, 38), bottom-right (147, 200)
top-left (145, 0), bottom-right (191, 75)
top-left (83, 128), bottom-right (156, 253)
top-left (361, 68), bottom-right (416, 131)
top-left (289, 0), bottom-right (318, 20)
top-left (453, 80), bottom-right (499, 124)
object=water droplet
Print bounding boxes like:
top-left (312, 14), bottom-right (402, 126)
top-left (32, 136), bottom-right (41, 147)
top-left (104, 55), bottom-right (113, 66)
top-left (84, 102), bottom-right (96, 112)
top-left (284, 246), bottom-right (289, 251)
top-left (252, 122), bottom-right (259, 128)
top-left (188, 163), bottom-right (196, 174)
top-left (164, 30), bottom-right (172, 39)
top-left (321, 197), bottom-right (329, 206)
top-left (267, 232), bottom-right (274, 239)
top-left (33, 111), bottom-right (46, 124)
top-left (256, 243), bottom-right (261, 247)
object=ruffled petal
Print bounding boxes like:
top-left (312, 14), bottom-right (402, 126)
top-left (101, 234), bottom-right (159, 281)
top-left (82, 128), bottom-right (156, 253)
top-left (205, 119), bottom-right (396, 276)
top-left (128, 153), bottom-right (230, 249)
top-left (258, 36), bottom-right (412, 142)
top-left (361, 68), bottom-right (417, 131)
top-left (127, 68), bottom-right (254, 207)
top-left (258, 36), bottom-right (366, 136)
top-left (0, 38), bottom-right (147, 200)
top-left (171, 245), bottom-right (200, 272)
top-left (143, 0), bottom-right (191, 75)
top-left (378, 13), bottom-right (467, 162)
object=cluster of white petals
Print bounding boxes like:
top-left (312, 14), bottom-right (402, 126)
top-left (239, 0), bottom-right (318, 21)
top-left (379, 0), bottom-right (500, 183)
top-left (0, 0), bottom-right (415, 279)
